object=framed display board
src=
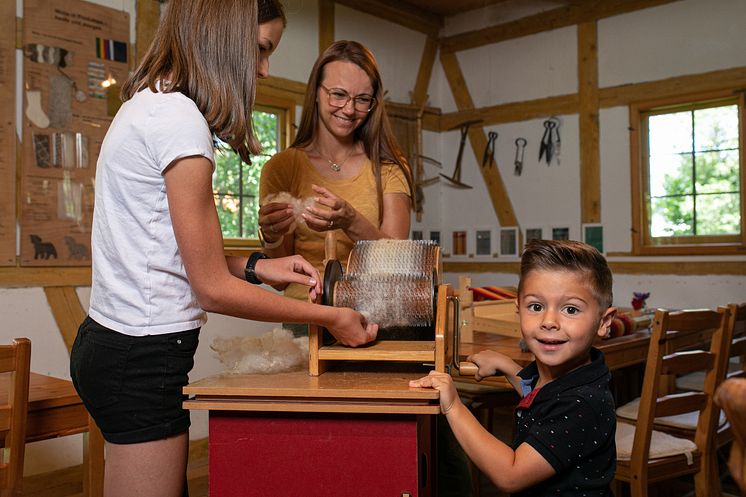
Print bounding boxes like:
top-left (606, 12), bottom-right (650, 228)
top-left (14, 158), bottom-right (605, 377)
top-left (20, 0), bottom-right (129, 266)
top-left (0, 2), bottom-right (16, 265)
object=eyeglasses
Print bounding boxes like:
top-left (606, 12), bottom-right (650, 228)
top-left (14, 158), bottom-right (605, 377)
top-left (320, 84), bottom-right (376, 113)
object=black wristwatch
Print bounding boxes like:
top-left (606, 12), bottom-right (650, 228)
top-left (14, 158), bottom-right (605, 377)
top-left (245, 252), bottom-right (269, 284)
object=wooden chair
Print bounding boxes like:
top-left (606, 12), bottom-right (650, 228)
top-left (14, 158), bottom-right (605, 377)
top-left (614, 308), bottom-right (733, 497)
top-left (0, 338), bottom-right (31, 497)
top-left (715, 377), bottom-right (746, 496)
top-left (617, 303), bottom-right (746, 493)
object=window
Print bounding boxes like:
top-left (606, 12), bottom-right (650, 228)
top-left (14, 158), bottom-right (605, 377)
top-left (212, 97), bottom-right (293, 247)
top-left (631, 91), bottom-right (745, 254)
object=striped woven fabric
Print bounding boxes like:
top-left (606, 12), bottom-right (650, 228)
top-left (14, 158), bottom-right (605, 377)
top-left (470, 286), bottom-right (517, 302)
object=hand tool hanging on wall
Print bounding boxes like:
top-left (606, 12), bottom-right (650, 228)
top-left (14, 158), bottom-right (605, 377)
top-left (441, 119), bottom-right (482, 189)
top-left (550, 116), bottom-right (561, 165)
top-left (411, 97), bottom-right (442, 221)
top-left (538, 117), bottom-right (561, 165)
top-left (514, 137), bottom-right (527, 176)
top-left (481, 131), bottom-right (498, 169)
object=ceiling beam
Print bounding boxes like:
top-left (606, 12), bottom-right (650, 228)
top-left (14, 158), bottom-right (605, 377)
top-left (319, 0), bottom-right (335, 54)
top-left (334, 0), bottom-right (443, 38)
top-left (440, 0), bottom-right (683, 53)
top-left (577, 21), bottom-right (601, 224)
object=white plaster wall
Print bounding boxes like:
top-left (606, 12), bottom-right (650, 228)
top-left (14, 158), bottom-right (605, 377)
top-left (264, 0), bottom-right (319, 84)
top-left (335, 5), bottom-right (426, 103)
top-left (599, 106), bottom-right (633, 253)
top-left (598, 0), bottom-right (746, 87)
top-left (456, 26), bottom-right (578, 109)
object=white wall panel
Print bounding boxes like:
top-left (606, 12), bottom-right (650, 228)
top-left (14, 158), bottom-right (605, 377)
top-left (598, 0), bottom-right (746, 88)
top-left (456, 27), bottom-right (577, 108)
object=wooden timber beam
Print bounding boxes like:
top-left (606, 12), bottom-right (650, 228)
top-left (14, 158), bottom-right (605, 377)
top-left (439, 94), bottom-right (578, 131)
top-left (412, 37), bottom-right (438, 108)
top-left (258, 75), bottom-right (308, 106)
top-left (136, 0), bottom-right (160, 65)
top-left (436, 65), bottom-right (746, 131)
top-left (439, 0), bottom-right (683, 54)
top-left (578, 21), bottom-right (600, 224)
top-left (0, 267), bottom-right (92, 288)
top-left (319, 0), bottom-right (335, 54)
top-left (334, 0), bottom-right (443, 38)
top-left (439, 51), bottom-right (518, 228)
top-left (600, 66), bottom-right (746, 108)
top-left (44, 287), bottom-right (86, 353)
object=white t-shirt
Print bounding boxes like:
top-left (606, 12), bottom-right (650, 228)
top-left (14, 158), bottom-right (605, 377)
top-left (88, 87), bottom-right (215, 336)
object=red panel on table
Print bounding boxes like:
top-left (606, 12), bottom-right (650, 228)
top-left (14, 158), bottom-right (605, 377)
top-left (209, 412), bottom-right (428, 497)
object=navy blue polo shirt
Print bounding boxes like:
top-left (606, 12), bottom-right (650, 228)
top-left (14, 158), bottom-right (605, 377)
top-left (511, 347), bottom-right (616, 497)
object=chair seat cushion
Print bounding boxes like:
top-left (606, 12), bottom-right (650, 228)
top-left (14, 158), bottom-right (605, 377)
top-left (616, 397), bottom-right (727, 430)
top-left (676, 358), bottom-right (743, 391)
top-left (615, 421), bottom-right (697, 462)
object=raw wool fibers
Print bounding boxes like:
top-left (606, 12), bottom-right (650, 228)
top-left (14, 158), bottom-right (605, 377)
top-left (211, 328), bottom-right (308, 374)
top-left (261, 192), bottom-right (316, 234)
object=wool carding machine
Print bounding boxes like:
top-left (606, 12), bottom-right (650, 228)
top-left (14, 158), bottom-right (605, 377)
top-left (308, 238), bottom-right (478, 376)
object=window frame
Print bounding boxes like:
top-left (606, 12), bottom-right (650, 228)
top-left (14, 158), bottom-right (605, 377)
top-left (220, 94), bottom-right (295, 253)
top-left (630, 89), bottom-right (746, 255)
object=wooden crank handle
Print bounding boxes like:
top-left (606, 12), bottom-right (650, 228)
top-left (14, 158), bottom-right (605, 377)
top-left (457, 361), bottom-right (478, 376)
top-left (323, 230), bottom-right (337, 265)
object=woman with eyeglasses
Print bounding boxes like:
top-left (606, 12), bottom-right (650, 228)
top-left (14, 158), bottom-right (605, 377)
top-left (258, 40), bottom-right (413, 316)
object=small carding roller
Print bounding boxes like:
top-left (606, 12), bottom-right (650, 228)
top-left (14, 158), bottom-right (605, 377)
top-left (321, 239), bottom-right (478, 374)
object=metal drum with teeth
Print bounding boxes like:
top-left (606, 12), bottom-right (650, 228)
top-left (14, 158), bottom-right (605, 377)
top-left (310, 238), bottom-right (475, 376)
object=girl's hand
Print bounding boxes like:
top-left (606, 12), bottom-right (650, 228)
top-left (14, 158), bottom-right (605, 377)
top-left (302, 184), bottom-right (356, 232)
top-left (258, 202), bottom-right (294, 240)
top-left (253, 255), bottom-right (321, 300)
top-left (409, 371), bottom-right (461, 415)
top-left (327, 307), bottom-right (378, 347)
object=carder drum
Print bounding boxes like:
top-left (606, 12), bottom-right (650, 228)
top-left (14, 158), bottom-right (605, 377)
top-left (309, 238), bottom-right (477, 376)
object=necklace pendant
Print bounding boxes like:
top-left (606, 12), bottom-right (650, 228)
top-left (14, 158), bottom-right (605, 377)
top-left (329, 161), bottom-right (341, 172)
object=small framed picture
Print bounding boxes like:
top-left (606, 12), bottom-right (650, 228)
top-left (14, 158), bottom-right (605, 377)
top-left (525, 227), bottom-right (543, 243)
top-left (499, 227), bottom-right (519, 256)
top-left (429, 231), bottom-right (441, 245)
top-left (411, 230), bottom-right (423, 240)
top-left (452, 230), bottom-right (467, 256)
top-left (475, 229), bottom-right (491, 256)
top-left (552, 227), bottom-right (570, 241)
top-left (583, 224), bottom-right (604, 253)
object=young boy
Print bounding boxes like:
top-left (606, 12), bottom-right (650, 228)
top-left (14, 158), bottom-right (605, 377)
top-left (410, 239), bottom-right (617, 496)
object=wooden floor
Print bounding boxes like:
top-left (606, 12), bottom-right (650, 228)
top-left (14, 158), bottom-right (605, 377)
top-left (20, 439), bottom-right (209, 497)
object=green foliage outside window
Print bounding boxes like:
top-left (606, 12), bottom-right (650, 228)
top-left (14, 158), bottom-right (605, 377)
top-left (213, 110), bottom-right (279, 238)
top-left (647, 103), bottom-right (741, 239)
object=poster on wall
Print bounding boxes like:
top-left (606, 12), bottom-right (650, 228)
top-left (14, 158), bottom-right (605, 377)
top-left (0, 2), bottom-right (16, 266)
top-left (20, 0), bottom-right (129, 266)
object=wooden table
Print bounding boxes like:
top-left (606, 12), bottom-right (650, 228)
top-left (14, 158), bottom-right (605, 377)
top-left (456, 330), bottom-right (653, 388)
top-left (184, 366), bottom-right (440, 497)
top-left (0, 373), bottom-right (104, 497)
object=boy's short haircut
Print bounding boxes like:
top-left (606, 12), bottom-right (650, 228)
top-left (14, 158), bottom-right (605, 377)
top-left (518, 239), bottom-right (613, 309)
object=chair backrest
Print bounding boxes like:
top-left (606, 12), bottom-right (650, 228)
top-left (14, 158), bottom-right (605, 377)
top-left (0, 338), bottom-right (31, 497)
top-left (714, 377), bottom-right (746, 496)
top-left (630, 308), bottom-right (733, 485)
top-left (721, 303), bottom-right (746, 380)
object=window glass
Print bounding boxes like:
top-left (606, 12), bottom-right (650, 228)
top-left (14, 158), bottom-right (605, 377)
top-left (213, 108), bottom-right (281, 239)
top-left (639, 98), bottom-right (742, 250)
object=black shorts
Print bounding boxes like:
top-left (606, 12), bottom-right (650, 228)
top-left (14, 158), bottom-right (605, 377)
top-left (70, 316), bottom-right (200, 444)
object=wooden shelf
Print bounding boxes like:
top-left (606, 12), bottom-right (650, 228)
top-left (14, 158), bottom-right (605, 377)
top-left (318, 340), bottom-right (435, 362)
